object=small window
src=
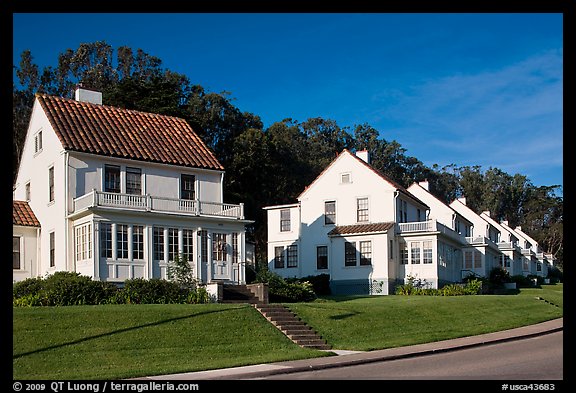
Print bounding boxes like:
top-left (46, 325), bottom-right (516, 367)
top-left (360, 241), bottom-right (372, 266)
top-left (126, 167), bottom-right (142, 195)
top-left (25, 182), bottom-right (31, 202)
top-left (133, 225), bottom-right (144, 260)
top-left (104, 165), bottom-right (121, 193)
top-left (357, 198), bottom-right (369, 222)
top-left (13, 236), bottom-right (21, 270)
top-left (280, 209), bottom-right (291, 232)
top-left (49, 232), bottom-right (55, 267)
top-left (287, 245), bottom-right (298, 268)
top-left (341, 173), bottom-right (351, 184)
top-left (274, 246), bottom-right (285, 269)
top-left (537, 263), bottom-right (542, 272)
top-left (181, 174), bottom-right (196, 200)
top-left (411, 242), bottom-right (421, 264)
top-left (325, 201), bottom-right (336, 225)
top-left (316, 246), bottom-right (328, 270)
top-left (183, 229), bottom-right (194, 263)
top-left (117, 224), bottom-right (129, 259)
top-left (400, 242), bottom-right (408, 265)
top-left (423, 240), bottom-right (433, 264)
top-left (169, 228), bottom-right (179, 261)
top-left (345, 242), bottom-right (356, 266)
top-left (473, 251), bottom-right (482, 268)
top-left (100, 223), bottom-right (113, 258)
top-left (34, 130), bottom-right (43, 153)
top-left (48, 166), bottom-right (54, 202)
top-left (465, 251), bottom-right (473, 269)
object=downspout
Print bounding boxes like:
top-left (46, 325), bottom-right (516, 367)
top-left (64, 151), bottom-right (70, 272)
top-left (393, 191), bottom-right (399, 225)
top-left (36, 227), bottom-right (41, 278)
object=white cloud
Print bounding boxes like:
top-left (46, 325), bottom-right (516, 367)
top-left (371, 49), bottom-right (563, 185)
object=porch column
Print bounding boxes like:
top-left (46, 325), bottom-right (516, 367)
top-left (146, 226), bottom-right (153, 279)
top-left (93, 221), bottom-right (100, 280)
top-left (207, 231), bottom-right (212, 283)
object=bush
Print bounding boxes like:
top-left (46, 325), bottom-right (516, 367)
top-left (254, 269), bottom-right (317, 302)
top-left (510, 274), bottom-right (533, 288)
top-left (13, 271), bottom-right (218, 306)
top-left (488, 267), bottom-right (512, 286)
top-left (299, 274), bottom-right (331, 296)
top-left (119, 278), bottom-right (185, 304)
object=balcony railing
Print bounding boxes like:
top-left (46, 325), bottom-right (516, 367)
top-left (72, 190), bottom-right (244, 219)
top-left (396, 219), bottom-right (466, 244)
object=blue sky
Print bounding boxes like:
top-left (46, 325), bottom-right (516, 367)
top-left (12, 13), bottom-right (563, 191)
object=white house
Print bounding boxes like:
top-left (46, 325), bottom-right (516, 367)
top-left (13, 201), bottom-right (41, 282)
top-left (479, 212), bottom-right (524, 277)
top-left (265, 150), bottom-right (468, 295)
top-left (512, 225), bottom-right (550, 277)
top-left (12, 88), bottom-right (252, 285)
top-left (407, 182), bottom-right (501, 279)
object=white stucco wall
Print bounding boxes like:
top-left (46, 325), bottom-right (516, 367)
top-left (13, 100), bottom-right (68, 277)
top-left (13, 226), bottom-right (40, 282)
top-left (68, 152), bottom-right (224, 203)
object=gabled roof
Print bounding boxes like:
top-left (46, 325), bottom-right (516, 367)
top-left (408, 183), bottom-right (473, 226)
top-left (480, 212), bottom-right (517, 241)
top-left (13, 201), bottom-right (40, 227)
top-left (328, 222), bottom-right (395, 237)
top-left (35, 93), bottom-right (224, 171)
top-left (298, 149), bottom-right (428, 208)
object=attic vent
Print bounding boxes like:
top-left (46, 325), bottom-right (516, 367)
top-left (341, 173), bottom-right (351, 184)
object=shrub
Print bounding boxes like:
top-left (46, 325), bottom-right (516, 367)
top-left (488, 267), bottom-right (512, 286)
top-left (254, 269), bottom-right (317, 302)
top-left (299, 274), bottom-right (331, 295)
top-left (13, 272), bottom-right (119, 307)
top-left (510, 274), bottom-right (533, 288)
top-left (119, 278), bottom-right (184, 304)
top-left (167, 254), bottom-right (197, 290)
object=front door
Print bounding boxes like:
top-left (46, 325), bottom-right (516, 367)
top-left (212, 233), bottom-right (230, 280)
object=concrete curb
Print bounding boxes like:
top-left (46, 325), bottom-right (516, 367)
top-left (138, 317), bottom-right (563, 380)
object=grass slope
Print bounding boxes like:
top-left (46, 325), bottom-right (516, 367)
top-left (13, 284), bottom-right (562, 379)
top-left (13, 304), bottom-right (327, 380)
top-left (288, 284), bottom-right (563, 351)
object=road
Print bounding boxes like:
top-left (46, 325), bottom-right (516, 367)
top-left (254, 331), bottom-right (563, 380)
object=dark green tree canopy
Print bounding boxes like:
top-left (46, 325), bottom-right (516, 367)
top-left (13, 41), bottom-right (563, 268)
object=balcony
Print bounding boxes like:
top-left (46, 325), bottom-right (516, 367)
top-left (396, 219), bottom-right (466, 244)
top-left (71, 190), bottom-right (244, 219)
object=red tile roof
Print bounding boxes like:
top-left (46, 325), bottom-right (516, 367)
top-left (13, 201), bottom-right (40, 227)
top-left (328, 222), bottom-right (395, 236)
top-left (36, 93), bottom-right (224, 171)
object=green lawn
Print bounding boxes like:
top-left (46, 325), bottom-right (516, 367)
top-left (288, 283), bottom-right (563, 351)
top-left (13, 284), bottom-right (562, 380)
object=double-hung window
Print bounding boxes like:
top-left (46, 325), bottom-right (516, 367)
top-left (105, 165), bottom-right (121, 193)
top-left (126, 167), bottom-right (142, 195)
top-left (357, 198), bottom-right (369, 222)
top-left (280, 209), bottom-right (291, 232)
top-left (13, 236), bottom-right (21, 269)
top-left (359, 241), bottom-right (372, 266)
top-left (325, 201), bottom-right (336, 225)
top-left (48, 166), bottom-right (54, 202)
top-left (423, 240), bottom-right (433, 264)
top-left (316, 246), bottom-right (328, 270)
top-left (345, 242), bottom-right (356, 266)
top-left (411, 242), bottom-right (421, 264)
top-left (287, 245), bottom-right (298, 268)
top-left (274, 246), bottom-right (285, 269)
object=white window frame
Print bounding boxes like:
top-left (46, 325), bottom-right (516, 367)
top-left (13, 235), bottom-right (23, 270)
top-left (34, 130), bottom-right (43, 154)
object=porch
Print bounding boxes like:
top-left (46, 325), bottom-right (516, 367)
top-left (396, 219), bottom-right (466, 244)
top-left (71, 190), bottom-right (244, 219)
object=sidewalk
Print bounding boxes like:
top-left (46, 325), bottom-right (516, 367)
top-left (137, 318), bottom-right (563, 380)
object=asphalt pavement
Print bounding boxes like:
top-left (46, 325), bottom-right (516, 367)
top-left (135, 317), bottom-right (563, 380)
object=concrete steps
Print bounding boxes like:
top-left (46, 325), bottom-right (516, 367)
top-left (254, 304), bottom-right (331, 350)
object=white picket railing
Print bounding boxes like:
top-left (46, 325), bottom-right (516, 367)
top-left (72, 190), bottom-right (244, 219)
